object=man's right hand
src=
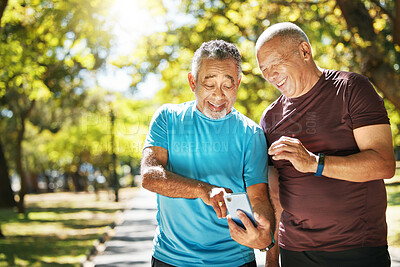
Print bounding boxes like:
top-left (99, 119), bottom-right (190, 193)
top-left (201, 186), bottom-right (232, 219)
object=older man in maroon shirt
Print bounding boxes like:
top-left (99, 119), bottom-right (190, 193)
top-left (256, 22), bottom-right (395, 267)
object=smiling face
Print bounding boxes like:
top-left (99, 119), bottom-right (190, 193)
top-left (256, 37), bottom-right (315, 98)
top-left (188, 58), bottom-right (241, 120)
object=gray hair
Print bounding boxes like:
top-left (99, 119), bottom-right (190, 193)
top-left (255, 22), bottom-right (310, 53)
top-left (191, 40), bottom-right (242, 80)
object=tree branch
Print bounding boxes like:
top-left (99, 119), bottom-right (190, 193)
top-left (336, 0), bottom-right (375, 41)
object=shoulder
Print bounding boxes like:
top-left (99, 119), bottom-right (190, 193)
top-left (259, 96), bottom-right (284, 127)
top-left (231, 109), bottom-right (264, 134)
top-left (324, 69), bottom-right (369, 85)
top-left (262, 98), bottom-right (282, 117)
top-left (155, 101), bottom-right (195, 116)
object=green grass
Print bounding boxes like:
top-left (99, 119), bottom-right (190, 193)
top-left (0, 188), bottom-right (137, 266)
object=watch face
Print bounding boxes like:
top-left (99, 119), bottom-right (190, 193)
top-left (259, 240), bottom-right (275, 252)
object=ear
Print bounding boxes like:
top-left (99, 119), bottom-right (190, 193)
top-left (237, 75), bottom-right (242, 89)
top-left (298, 41), bottom-right (312, 60)
top-left (188, 72), bottom-right (196, 92)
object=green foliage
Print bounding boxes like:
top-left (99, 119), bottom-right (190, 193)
top-left (386, 182), bottom-right (400, 247)
top-left (127, 0), bottom-right (400, 129)
top-left (0, 0), bottom-right (123, 182)
top-left (1, 0), bottom-right (399, 186)
top-left (21, 89), bottom-right (151, 182)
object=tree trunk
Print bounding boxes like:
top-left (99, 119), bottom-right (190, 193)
top-left (0, 0), bottom-right (8, 25)
top-left (16, 116), bottom-right (27, 214)
top-left (0, 137), bottom-right (16, 208)
top-left (394, 0), bottom-right (400, 46)
top-left (16, 100), bottom-right (35, 214)
top-left (0, 225), bottom-right (4, 238)
top-left (336, 0), bottom-right (400, 110)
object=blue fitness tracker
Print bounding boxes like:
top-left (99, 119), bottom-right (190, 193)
top-left (314, 153), bottom-right (325, 177)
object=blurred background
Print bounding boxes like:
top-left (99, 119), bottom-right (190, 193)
top-left (0, 0), bottom-right (399, 266)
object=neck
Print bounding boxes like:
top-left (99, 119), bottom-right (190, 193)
top-left (294, 65), bottom-right (323, 98)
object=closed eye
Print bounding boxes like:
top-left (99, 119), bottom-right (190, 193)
top-left (203, 83), bottom-right (215, 90)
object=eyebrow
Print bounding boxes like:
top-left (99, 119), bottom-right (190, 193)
top-left (204, 75), bottom-right (216, 80)
top-left (203, 75), bottom-right (235, 84)
top-left (225, 75), bottom-right (235, 84)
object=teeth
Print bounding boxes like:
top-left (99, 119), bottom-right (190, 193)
top-left (209, 102), bottom-right (224, 107)
top-left (277, 77), bottom-right (287, 87)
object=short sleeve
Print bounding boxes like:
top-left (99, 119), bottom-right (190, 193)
top-left (243, 127), bottom-right (269, 187)
top-left (143, 105), bottom-right (169, 150)
top-left (259, 112), bottom-right (274, 166)
top-left (348, 75), bottom-right (389, 129)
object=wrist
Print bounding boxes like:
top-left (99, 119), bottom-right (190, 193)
top-left (259, 232), bottom-right (275, 252)
top-left (312, 153), bottom-right (319, 173)
top-left (197, 182), bottom-right (210, 200)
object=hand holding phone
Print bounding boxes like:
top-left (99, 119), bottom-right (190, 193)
top-left (223, 192), bottom-right (257, 228)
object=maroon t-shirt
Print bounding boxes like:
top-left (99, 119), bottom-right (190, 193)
top-left (260, 69), bottom-right (390, 251)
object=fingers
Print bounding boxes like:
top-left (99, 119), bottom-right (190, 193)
top-left (204, 187), bottom-right (233, 219)
top-left (220, 201), bottom-right (228, 218)
top-left (227, 215), bottom-right (245, 238)
top-left (268, 136), bottom-right (301, 155)
top-left (210, 189), bottom-right (227, 219)
top-left (228, 213), bottom-right (271, 249)
top-left (237, 210), bottom-right (257, 230)
top-left (271, 151), bottom-right (292, 161)
top-left (268, 136), bottom-right (320, 173)
top-left (211, 201), bottom-right (223, 219)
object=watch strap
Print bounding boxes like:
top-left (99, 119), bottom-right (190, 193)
top-left (314, 153), bottom-right (325, 177)
top-left (259, 232), bottom-right (275, 252)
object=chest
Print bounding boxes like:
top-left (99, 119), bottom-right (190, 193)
top-left (265, 92), bottom-right (358, 156)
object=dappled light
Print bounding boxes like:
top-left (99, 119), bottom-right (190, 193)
top-left (0, 188), bottom-right (137, 266)
top-left (0, 0), bottom-right (400, 265)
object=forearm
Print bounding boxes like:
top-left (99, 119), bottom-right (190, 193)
top-left (266, 195), bottom-right (282, 267)
top-left (321, 149), bottom-right (395, 182)
top-left (252, 196), bottom-right (276, 234)
top-left (142, 165), bottom-right (211, 199)
top-left (266, 169), bottom-right (282, 267)
top-left (247, 183), bottom-right (276, 247)
top-left (269, 125), bottom-right (395, 183)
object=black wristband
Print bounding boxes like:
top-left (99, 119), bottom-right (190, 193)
top-left (259, 232), bottom-right (275, 252)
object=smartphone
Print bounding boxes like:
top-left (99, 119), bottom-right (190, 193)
top-left (223, 192), bottom-right (257, 229)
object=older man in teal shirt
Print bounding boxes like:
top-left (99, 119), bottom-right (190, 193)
top-left (141, 40), bottom-right (275, 267)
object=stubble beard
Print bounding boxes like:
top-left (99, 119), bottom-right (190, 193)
top-left (203, 107), bottom-right (227, 120)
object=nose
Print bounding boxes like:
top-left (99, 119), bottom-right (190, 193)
top-left (213, 86), bottom-right (225, 99)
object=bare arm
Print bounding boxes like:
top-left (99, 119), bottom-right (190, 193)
top-left (268, 124), bottom-right (395, 182)
top-left (227, 183), bottom-right (275, 250)
top-left (323, 124), bottom-right (395, 181)
top-left (266, 166), bottom-right (282, 267)
top-left (141, 146), bottom-right (232, 218)
top-left (248, 183), bottom-right (276, 234)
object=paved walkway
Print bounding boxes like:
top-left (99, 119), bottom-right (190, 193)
top-left (90, 186), bottom-right (400, 267)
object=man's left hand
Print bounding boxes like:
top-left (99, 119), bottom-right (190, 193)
top-left (227, 211), bottom-right (273, 249)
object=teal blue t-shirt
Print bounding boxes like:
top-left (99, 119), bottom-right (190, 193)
top-left (143, 101), bottom-right (268, 267)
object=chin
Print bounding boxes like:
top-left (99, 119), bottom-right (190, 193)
top-left (203, 108), bottom-right (227, 120)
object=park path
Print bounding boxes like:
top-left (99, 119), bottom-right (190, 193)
top-left (89, 186), bottom-right (400, 267)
